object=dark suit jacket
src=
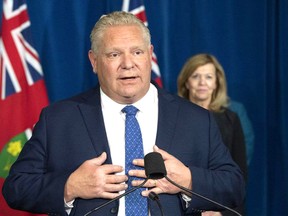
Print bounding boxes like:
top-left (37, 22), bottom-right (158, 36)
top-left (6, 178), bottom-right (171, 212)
top-left (2, 84), bottom-right (245, 216)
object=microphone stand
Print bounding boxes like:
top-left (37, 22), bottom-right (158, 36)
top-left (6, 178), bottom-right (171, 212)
top-left (83, 178), bottom-right (148, 216)
top-left (164, 175), bottom-right (242, 216)
top-left (148, 191), bottom-right (164, 216)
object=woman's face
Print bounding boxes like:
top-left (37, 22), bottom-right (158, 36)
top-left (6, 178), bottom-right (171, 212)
top-left (185, 63), bottom-right (217, 105)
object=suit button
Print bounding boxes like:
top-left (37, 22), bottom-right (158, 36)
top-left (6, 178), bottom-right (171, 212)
top-left (110, 206), bottom-right (118, 214)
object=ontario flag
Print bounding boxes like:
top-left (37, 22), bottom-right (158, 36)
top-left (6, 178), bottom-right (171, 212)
top-left (0, 0), bottom-right (49, 215)
top-left (122, 0), bottom-right (163, 87)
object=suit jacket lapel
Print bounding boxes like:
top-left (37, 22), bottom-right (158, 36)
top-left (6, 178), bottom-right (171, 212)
top-left (156, 87), bottom-right (179, 152)
top-left (77, 86), bottom-right (113, 164)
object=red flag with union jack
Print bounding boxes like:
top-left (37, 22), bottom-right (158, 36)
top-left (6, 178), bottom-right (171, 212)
top-left (0, 0), bottom-right (49, 215)
top-left (122, 0), bottom-right (163, 87)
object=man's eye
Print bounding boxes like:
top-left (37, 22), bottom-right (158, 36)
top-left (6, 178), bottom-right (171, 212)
top-left (108, 53), bottom-right (119, 58)
top-left (134, 50), bottom-right (143, 55)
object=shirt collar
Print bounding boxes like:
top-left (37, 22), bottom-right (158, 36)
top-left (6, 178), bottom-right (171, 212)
top-left (100, 83), bottom-right (157, 114)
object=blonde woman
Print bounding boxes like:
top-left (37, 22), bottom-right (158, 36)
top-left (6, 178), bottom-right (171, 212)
top-left (178, 53), bottom-right (247, 216)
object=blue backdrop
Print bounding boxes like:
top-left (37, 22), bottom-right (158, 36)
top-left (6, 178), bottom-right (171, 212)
top-left (2, 0), bottom-right (288, 215)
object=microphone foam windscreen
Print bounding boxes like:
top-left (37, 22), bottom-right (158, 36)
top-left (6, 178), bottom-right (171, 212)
top-left (144, 152), bottom-right (167, 179)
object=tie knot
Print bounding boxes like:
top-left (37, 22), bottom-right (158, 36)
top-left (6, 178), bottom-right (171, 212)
top-left (122, 105), bottom-right (138, 116)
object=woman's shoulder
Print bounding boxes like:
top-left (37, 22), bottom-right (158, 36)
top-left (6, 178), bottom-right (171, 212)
top-left (222, 107), bottom-right (242, 124)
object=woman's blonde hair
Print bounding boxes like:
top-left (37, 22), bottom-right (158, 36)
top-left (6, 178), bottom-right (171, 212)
top-left (177, 53), bottom-right (228, 112)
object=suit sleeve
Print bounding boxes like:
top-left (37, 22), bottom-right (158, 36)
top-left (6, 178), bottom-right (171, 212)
top-left (2, 108), bottom-right (69, 215)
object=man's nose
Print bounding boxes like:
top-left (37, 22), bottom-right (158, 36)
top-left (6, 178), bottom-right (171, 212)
top-left (121, 54), bottom-right (134, 70)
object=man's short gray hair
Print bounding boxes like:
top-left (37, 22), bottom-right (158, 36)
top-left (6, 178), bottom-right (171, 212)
top-left (90, 11), bottom-right (151, 54)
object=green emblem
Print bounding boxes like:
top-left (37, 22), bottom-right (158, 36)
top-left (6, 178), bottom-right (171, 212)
top-left (0, 132), bottom-right (28, 178)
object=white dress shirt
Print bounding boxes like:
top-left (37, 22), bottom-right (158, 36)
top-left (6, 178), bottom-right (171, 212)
top-left (101, 83), bottom-right (158, 216)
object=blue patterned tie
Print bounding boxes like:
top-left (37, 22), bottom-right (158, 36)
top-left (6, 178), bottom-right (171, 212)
top-left (122, 105), bottom-right (148, 216)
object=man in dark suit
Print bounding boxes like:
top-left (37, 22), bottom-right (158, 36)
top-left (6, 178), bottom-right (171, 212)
top-left (2, 11), bottom-right (245, 215)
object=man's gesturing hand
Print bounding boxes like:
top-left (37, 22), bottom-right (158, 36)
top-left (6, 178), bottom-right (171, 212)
top-left (64, 152), bottom-right (128, 202)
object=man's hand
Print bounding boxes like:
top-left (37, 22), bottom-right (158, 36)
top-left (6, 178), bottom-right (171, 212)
top-left (130, 145), bottom-right (192, 196)
top-left (64, 152), bottom-right (128, 202)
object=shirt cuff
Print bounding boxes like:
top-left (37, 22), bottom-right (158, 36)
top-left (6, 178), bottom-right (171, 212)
top-left (64, 198), bottom-right (75, 214)
top-left (181, 193), bottom-right (192, 208)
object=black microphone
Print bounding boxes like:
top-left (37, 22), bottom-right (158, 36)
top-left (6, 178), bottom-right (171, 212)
top-left (144, 152), bottom-right (242, 216)
top-left (144, 152), bottom-right (166, 179)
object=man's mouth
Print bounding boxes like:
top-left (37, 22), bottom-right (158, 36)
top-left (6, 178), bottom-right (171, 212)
top-left (120, 76), bottom-right (137, 80)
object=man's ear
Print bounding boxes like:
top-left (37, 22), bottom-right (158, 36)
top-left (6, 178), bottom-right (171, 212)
top-left (149, 45), bottom-right (154, 60)
top-left (88, 50), bottom-right (97, 74)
